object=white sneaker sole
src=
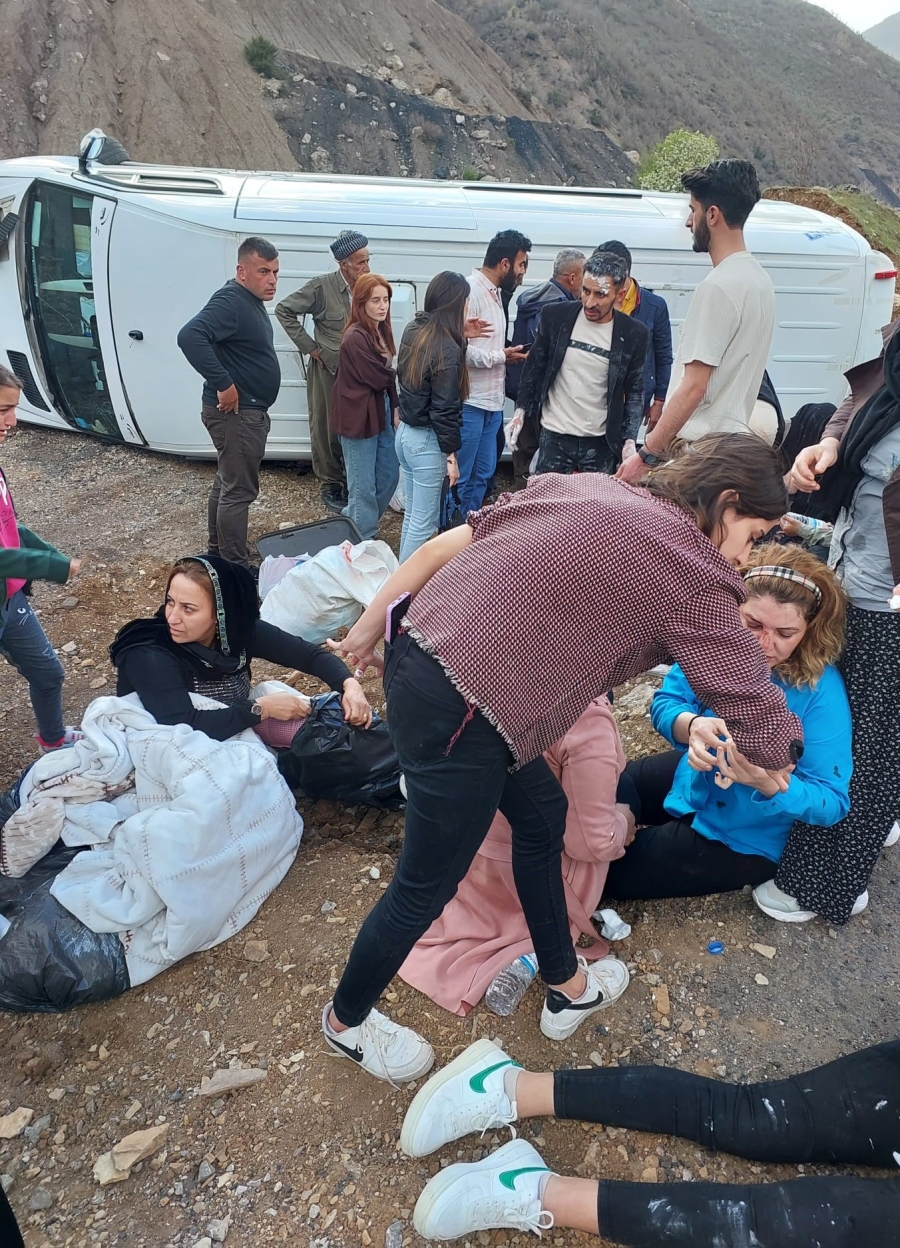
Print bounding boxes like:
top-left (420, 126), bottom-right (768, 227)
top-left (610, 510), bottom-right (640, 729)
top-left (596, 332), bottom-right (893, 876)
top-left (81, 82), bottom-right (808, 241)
top-left (884, 822), bottom-right (900, 849)
top-left (753, 890), bottom-right (869, 924)
top-left (400, 1037), bottom-right (501, 1158)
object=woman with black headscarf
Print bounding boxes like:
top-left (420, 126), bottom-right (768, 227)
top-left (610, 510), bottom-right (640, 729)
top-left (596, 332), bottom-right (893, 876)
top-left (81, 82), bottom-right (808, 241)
top-left (110, 555), bottom-right (372, 740)
top-left (757, 324), bottom-right (900, 924)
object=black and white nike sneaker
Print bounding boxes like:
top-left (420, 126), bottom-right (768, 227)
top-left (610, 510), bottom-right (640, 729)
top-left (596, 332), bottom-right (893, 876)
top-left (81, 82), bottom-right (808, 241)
top-left (321, 1000), bottom-right (435, 1084)
top-left (539, 954), bottom-right (630, 1040)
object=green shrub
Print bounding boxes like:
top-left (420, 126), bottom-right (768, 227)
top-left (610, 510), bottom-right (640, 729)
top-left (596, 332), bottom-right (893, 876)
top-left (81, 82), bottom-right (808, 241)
top-left (638, 129), bottom-right (719, 192)
top-left (546, 88), bottom-right (566, 108)
top-left (588, 105), bottom-right (603, 128)
top-left (461, 166), bottom-right (485, 181)
top-left (244, 36), bottom-right (281, 79)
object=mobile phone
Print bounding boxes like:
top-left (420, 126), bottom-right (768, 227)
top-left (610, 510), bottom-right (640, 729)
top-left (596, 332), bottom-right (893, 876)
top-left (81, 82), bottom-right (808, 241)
top-left (386, 592), bottom-right (411, 644)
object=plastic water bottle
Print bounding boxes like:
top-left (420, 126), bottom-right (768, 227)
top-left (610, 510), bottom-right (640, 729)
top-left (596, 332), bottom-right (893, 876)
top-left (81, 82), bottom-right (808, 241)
top-left (485, 952), bottom-right (538, 1016)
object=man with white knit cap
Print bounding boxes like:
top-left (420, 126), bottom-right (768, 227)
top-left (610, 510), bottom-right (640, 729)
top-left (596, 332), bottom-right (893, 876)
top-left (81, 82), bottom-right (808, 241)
top-left (276, 230), bottom-right (371, 512)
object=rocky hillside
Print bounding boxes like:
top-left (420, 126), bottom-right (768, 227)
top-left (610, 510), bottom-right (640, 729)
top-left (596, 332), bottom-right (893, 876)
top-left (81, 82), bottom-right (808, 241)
top-left (441, 0), bottom-right (900, 194)
top-left (0, 0), bottom-right (542, 170)
top-left (5, 0), bottom-right (900, 195)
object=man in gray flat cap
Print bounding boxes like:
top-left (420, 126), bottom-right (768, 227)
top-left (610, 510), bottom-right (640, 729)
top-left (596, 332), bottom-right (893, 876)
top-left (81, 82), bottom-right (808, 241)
top-left (276, 230), bottom-right (371, 512)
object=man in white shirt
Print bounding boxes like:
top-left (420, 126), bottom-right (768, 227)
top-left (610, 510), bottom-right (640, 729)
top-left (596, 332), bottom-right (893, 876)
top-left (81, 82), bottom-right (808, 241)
top-left (618, 159), bottom-right (775, 483)
top-left (460, 230), bottom-right (531, 513)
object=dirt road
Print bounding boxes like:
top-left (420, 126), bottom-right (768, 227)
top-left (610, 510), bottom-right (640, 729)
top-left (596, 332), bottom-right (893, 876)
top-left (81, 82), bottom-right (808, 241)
top-left (1, 426), bottom-right (896, 1248)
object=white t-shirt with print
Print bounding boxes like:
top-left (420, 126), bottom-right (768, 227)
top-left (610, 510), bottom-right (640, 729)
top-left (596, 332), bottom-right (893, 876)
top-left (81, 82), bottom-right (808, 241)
top-left (541, 311), bottom-right (614, 438)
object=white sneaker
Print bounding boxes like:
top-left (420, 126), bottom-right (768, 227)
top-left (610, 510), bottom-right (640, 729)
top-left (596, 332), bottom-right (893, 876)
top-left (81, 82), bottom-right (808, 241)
top-left (401, 1038), bottom-right (519, 1158)
top-left (540, 954), bottom-right (630, 1041)
top-left (885, 822), bottom-right (900, 849)
top-left (413, 1138), bottom-right (553, 1241)
top-left (321, 1000), bottom-right (434, 1085)
top-left (35, 726), bottom-right (84, 754)
top-left (753, 880), bottom-right (869, 923)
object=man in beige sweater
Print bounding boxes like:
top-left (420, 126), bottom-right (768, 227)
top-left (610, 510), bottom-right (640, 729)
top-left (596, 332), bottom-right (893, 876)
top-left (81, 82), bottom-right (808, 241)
top-left (276, 230), bottom-right (370, 513)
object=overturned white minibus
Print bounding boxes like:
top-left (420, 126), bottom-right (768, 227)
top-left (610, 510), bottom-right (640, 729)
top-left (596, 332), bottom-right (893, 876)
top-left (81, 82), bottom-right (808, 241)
top-left (0, 135), bottom-right (895, 458)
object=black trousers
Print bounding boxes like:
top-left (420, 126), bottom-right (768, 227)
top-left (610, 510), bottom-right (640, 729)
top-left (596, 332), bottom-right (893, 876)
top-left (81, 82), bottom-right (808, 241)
top-left (603, 751), bottom-right (775, 899)
top-left (534, 428), bottom-right (618, 475)
top-left (555, 1041), bottom-right (900, 1247)
top-left (0, 1187), bottom-right (23, 1248)
top-left (332, 633), bottom-right (578, 1026)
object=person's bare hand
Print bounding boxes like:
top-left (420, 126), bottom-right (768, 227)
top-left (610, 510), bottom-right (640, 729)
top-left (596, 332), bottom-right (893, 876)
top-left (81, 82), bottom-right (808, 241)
top-left (617, 802), bottom-right (637, 846)
top-left (446, 453), bottom-right (460, 488)
top-left (646, 399), bottom-right (664, 430)
top-left (67, 558), bottom-right (83, 579)
top-left (216, 384), bottom-right (240, 413)
top-left (687, 716), bottom-right (731, 773)
top-left (890, 583), bottom-right (900, 610)
top-left (788, 439), bottom-right (839, 493)
top-left (326, 626), bottom-right (385, 678)
top-left (504, 346), bottom-right (529, 363)
top-left (256, 691), bottom-right (312, 722)
top-left (341, 678), bottom-right (373, 728)
top-left (615, 449), bottom-right (647, 485)
top-left (309, 348), bottom-right (324, 365)
top-left (780, 515), bottom-right (802, 537)
top-left (464, 317), bottom-right (491, 340)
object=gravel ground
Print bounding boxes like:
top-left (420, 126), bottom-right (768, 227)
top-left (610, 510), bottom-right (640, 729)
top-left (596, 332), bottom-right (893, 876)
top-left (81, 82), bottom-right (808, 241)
top-left (0, 425), bottom-right (897, 1248)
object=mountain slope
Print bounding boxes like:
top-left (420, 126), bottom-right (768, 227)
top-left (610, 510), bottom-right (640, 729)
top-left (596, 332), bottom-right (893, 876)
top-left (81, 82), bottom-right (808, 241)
top-left (439, 0), bottom-right (900, 192)
top-left (0, 0), bottom-right (538, 168)
top-left (864, 11), bottom-right (900, 59)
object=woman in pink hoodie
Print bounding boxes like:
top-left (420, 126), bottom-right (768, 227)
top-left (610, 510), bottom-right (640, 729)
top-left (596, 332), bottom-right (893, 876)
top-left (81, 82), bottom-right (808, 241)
top-left (399, 697), bottom-right (634, 1015)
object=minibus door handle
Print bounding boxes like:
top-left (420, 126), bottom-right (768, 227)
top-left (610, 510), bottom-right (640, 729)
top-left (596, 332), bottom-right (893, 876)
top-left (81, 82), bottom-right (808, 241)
top-left (128, 330), bottom-right (144, 341)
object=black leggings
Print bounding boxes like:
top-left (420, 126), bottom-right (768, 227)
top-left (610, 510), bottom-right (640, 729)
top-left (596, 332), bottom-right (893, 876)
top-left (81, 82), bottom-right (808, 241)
top-left (553, 1041), bottom-right (900, 1247)
top-left (1, 1187), bottom-right (24, 1248)
top-left (604, 751), bottom-right (774, 899)
top-left (598, 1176), bottom-right (899, 1248)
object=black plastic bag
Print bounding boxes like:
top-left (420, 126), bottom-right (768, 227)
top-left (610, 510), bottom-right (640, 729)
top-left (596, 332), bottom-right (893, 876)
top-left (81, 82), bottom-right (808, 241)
top-left (440, 476), bottom-right (466, 531)
top-left (278, 692), bottom-right (403, 807)
top-left (0, 772), bottom-right (130, 1013)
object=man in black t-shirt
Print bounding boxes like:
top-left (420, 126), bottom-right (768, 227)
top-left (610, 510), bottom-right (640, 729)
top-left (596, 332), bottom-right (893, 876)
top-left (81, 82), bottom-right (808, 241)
top-left (178, 237), bottom-right (281, 567)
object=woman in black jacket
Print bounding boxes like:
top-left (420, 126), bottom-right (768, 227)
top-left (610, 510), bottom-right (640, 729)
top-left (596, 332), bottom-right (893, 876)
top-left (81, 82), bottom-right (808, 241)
top-left (111, 555), bottom-right (371, 741)
top-left (395, 272), bottom-right (469, 561)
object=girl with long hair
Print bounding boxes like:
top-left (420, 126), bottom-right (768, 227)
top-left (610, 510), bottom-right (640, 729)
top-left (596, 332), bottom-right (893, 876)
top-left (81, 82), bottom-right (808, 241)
top-left (605, 543), bottom-right (851, 899)
top-left (319, 433), bottom-right (805, 1087)
top-left (395, 271), bottom-right (470, 561)
top-left (330, 273), bottom-right (400, 540)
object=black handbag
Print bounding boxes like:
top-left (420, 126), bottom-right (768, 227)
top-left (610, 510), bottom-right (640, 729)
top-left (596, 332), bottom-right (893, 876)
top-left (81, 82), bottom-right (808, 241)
top-left (439, 476), bottom-right (466, 531)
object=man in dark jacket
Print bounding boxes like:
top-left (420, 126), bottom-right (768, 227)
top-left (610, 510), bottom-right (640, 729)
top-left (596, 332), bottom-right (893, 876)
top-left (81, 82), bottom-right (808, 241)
top-left (515, 251), bottom-right (649, 475)
top-left (505, 248), bottom-right (584, 481)
top-left (595, 239), bottom-right (673, 430)
top-left (178, 237), bottom-right (280, 567)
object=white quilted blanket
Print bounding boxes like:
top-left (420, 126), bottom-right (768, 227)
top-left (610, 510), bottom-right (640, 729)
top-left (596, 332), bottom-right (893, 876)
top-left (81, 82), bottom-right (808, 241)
top-left (2, 694), bottom-right (303, 986)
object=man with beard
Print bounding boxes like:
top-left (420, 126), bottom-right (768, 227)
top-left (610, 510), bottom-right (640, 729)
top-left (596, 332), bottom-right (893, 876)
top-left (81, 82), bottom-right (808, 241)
top-left (618, 160), bottom-right (774, 484)
top-left (458, 230), bottom-right (531, 514)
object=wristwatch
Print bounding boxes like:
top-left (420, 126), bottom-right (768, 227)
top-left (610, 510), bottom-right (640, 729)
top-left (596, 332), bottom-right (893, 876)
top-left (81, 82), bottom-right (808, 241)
top-left (638, 445), bottom-right (666, 466)
top-left (250, 700), bottom-right (263, 718)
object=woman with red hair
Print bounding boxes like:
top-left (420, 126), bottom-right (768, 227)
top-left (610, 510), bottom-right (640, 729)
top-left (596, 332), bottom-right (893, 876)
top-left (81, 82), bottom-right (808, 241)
top-left (330, 273), bottom-right (400, 539)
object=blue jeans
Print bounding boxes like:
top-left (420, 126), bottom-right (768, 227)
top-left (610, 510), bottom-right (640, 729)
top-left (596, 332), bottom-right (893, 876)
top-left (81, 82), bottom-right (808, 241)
top-left (340, 423), bottom-right (400, 541)
top-left (395, 422), bottom-right (446, 562)
top-left (457, 403), bottom-right (502, 516)
top-left (0, 590), bottom-right (65, 743)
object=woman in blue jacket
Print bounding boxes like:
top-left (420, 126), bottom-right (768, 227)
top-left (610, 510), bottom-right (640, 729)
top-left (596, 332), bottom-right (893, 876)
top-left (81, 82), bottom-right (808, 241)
top-left (605, 543), bottom-right (851, 898)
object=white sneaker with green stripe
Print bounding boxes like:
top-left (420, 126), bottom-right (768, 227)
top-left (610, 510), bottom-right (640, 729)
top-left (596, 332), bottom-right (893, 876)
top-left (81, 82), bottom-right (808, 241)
top-left (401, 1038), bottom-right (521, 1158)
top-left (413, 1138), bottom-right (553, 1240)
